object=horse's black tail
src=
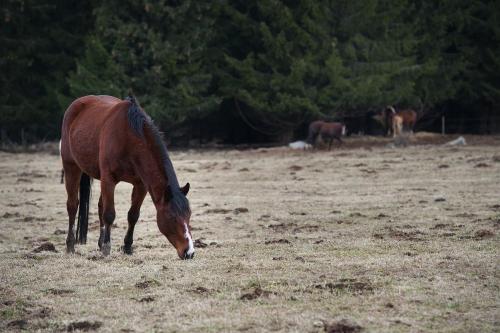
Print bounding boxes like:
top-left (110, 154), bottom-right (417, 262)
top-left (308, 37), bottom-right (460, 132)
top-left (306, 128), bottom-right (314, 144)
top-left (76, 173), bottom-right (92, 244)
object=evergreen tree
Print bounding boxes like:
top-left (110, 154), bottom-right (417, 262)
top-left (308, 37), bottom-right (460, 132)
top-left (214, 0), bottom-right (347, 137)
top-left (65, 37), bottom-right (127, 102)
top-left (331, 0), bottom-right (422, 113)
top-left (0, 0), bottom-right (94, 142)
top-left (79, 0), bottom-right (218, 130)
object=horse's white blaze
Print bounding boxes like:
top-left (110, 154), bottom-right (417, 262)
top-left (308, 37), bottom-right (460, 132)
top-left (184, 223), bottom-right (194, 256)
top-left (341, 125), bottom-right (346, 136)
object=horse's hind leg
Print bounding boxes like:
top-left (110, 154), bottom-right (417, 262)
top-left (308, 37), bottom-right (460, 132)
top-left (123, 184), bottom-right (147, 255)
top-left (100, 180), bottom-right (116, 256)
top-left (63, 163), bottom-right (82, 253)
top-left (97, 194), bottom-right (104, 250)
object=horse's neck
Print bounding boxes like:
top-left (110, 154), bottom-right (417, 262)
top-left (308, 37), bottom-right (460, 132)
top-left (134, 143), bottom-right (167, 205)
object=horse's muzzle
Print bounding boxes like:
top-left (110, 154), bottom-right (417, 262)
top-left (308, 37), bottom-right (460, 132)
top-left (182, 249), bottom-right (194, 260)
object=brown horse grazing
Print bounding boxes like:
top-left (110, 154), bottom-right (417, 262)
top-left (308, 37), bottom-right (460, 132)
top-left (384, 106), bottom-right (418, 136)
top-left (60, 95), bottom-right (193, 259)
top-left (307, 120), bottom-right (346, 150)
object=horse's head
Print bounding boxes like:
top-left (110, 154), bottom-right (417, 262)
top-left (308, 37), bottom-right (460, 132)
top-left (385, 105), bottom-right (396, 115)
top-left (156, 183), bottom-right (193, 259)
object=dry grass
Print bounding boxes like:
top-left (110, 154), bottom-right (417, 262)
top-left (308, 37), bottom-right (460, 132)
top-left (0, 135), bottom-right (499, 332)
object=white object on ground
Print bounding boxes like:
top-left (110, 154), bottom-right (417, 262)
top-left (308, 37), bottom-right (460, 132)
top-left (288, 141), bottom-right (312, 150)
top-left (445, 136), bottom-right (466, 146)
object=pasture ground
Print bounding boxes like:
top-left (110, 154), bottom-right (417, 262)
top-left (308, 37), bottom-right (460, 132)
top-left (0, 134), bottom-right (499, 332)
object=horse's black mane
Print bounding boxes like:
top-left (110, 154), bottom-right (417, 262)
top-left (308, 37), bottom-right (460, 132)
top-left (125, 95), bottom-right (190, 217)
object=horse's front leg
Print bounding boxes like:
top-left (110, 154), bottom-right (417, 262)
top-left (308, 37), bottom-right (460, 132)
top-left (100, 180), bottom-right (116, 256)
top-left (123, 184), bottom-right (147, 255)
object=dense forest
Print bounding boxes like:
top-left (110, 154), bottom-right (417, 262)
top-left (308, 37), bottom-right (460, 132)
top-left (1, 0), bottom-right (499, 144)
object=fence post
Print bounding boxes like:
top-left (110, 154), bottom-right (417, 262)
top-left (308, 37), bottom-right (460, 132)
top-left (441, 116), bottom-right (445, 136)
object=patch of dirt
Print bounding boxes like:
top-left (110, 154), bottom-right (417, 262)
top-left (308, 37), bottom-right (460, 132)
top-left (315, 279), bottom-right (373, 294)
top-left (46, 288), bottom-right (74, 295)
top-left (289, 165), bottom-right (303, 171)
top-left (239, 287), bottom-right (276, 300)
top-left (134, 296), bottom-right (155, 303)
top-left (190, 286), bottom-right (211, 295)
top-left (323, 319), bottom-right (363, 333)
top-left (489, 204), bottom-right (500, 211)
top-left (475, 163), bottom-right (491, 168)
top-left (267, 223), bottom-right (297, 231)
top-left (258, 214), bottom-right (271, 221)
top-left (67, 320), bottom-right (103, 332)
top-left (431, 223), bottom-right (451, 229)
top-left (293, 225), bottom-right (319, 233)
top-left (264, 239), bottom-right (291, 245)
top-left (234, 207), bottom-right (249, 214)
top-left (19, 171), bottom-right (46, 178)
top-left (87, 255), bottom-right (105, 261)
top-left (289, 211), bottom-right (307, 216)
top-left (474, 229), bottom-right (495, 240)
top-left (29, 306), bottom-right (51, 319)
top-left (349, 212), bottom-right (366, 217)
top-left (32, 242), bottom-right (57, 253)
top-left (194, 238), bottom-right (208, 248)
top-left (205, 208), bottom-right (232, 214)
top-left (7, 319), bottom-right (28, 329)
top-left (387, 228), bottom-right (426, 241)
top-left (135, 279), bottom-right (161, 289)
top-left (2, 212), bottom-right (20, 218)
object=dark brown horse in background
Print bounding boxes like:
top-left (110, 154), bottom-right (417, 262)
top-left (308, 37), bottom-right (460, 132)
top-left (307, 121), bottom-right (346, 150)
top-left (60, 95), bottom-right (193, 259)
top-left (381, 106), bottom-right (418, 136)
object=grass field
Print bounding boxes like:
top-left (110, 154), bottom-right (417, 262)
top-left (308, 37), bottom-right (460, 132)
top-left (0, 134), bottom-right (499, 332)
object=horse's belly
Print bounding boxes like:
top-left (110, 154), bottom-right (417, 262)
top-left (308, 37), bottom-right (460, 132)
top-left (69, 119), bottom-right (100, 179)
top-left (68, 124), bottom-right (102, 179)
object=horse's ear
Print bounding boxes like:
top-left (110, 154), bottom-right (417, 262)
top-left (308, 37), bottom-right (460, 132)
top-left (180, 182), bottom-right (190, 196)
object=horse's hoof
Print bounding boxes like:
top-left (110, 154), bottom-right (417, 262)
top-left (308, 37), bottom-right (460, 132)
top-left (66, 245), bottom-right (75, 254)
top-left (122, 245), bottom-right (133, 255)
top-left (101, 242), bottom-right (111, 256)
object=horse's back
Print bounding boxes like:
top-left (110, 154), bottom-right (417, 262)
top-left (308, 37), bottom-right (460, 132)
top-left (309, 120), bottom-right (324, 132)
top-left (61, 95), bottom-right (130, 178)
top-left (320, 122), bottom-right (343, 137)
top-left (62, 95), bottom-right (123, 130)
